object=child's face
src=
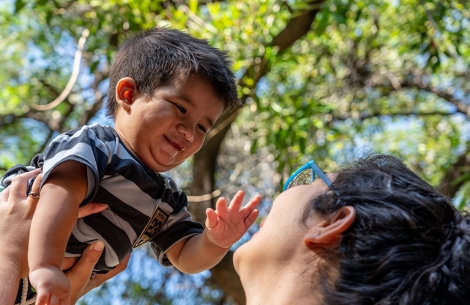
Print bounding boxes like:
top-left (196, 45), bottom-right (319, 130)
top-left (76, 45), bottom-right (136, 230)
top-left (114, 75), bottom-right (225, 172)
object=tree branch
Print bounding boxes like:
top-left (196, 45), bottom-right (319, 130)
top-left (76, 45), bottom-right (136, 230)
top-left (331, 110), bottom-right (455, 122)
top-left (369, 73), bottom-right (470, 120)
top-left (194, 1), bottom-right (326, 304)
top-left (239, 0), bottom-right (324, 90)
top-left (32, 28), bottom-right (90, 111)
top-left (400, 76), bottom-right (470, 119)
top-left (270, 1), bottom-right (323, 50)
top-left (438, 146), bottom-right (470, 198)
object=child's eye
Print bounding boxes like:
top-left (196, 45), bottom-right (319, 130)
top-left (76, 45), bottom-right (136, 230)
top-left (174, 103), bottom-right (187, 114)
top-left (198, 125), bottom-right (207, 133)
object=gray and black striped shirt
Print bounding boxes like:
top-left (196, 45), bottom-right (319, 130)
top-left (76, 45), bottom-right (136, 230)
top-left (41, 123), bottom-right (203, 273)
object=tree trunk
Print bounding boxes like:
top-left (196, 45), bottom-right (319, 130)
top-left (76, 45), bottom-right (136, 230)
top-left (438, 147), bottom-right (470, 198)
top-left (188, 1), bottom-right (325, 303)
top-left (189, 110), bottom-right (246, 304)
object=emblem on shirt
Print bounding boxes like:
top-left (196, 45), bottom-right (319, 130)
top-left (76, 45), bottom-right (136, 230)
top-left (133, 206), bottom-right (170, 248)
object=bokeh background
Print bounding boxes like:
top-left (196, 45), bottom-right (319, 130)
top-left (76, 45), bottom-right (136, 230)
top-left (1, 0), bottom-right (469, 304)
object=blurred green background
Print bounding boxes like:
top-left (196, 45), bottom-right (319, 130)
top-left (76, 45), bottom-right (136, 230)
top-left (1, 0), bottom-right (469, 303)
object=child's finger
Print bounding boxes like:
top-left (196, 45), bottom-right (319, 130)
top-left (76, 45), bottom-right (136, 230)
top-left (239, 195), bottom-right (262, 218)
top-left (59, 295), bottom-right (69, 305)
top-left (215, 197), bottom-right (228, 213)
top-left (35, 291), bottom-right (49, 305)
top-left (205, 208), bottom-right (218, 229)
top-left (244, 209), bottom-right (259, 227)
top-left (49, 293), bottom-right (59, 305)
top-left (227, 190), bottom-right (245, 210)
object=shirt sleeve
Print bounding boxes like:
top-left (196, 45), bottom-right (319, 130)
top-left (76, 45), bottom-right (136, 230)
top-left (41, 124), bottom-right (116, 203)
top-left (149, 177), bottom-right (204, 266)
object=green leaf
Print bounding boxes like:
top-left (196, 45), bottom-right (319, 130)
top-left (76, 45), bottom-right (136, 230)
top-left (14, 0), bottom-right (26, 12)
top-left (89, 60), bottom-right (99, 73)
top-left (250, 138), bottom-right (258, 154)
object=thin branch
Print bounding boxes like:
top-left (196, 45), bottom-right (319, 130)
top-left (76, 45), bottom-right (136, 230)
top-left (421, 0), bottom-right (441, 38)
top-left (31, 101), bottom-right (76, 158)
top-left (238, 0), bottom-right (324, 90)
top-left (32, 28), bottom-right (90, 111)
top-left (332, 110), bottom-right (455, 122)
top-left (420, 0), bottom-right (459, 59)
top-left (187, 189), bottom-right (221, 203)
top-left (179, 5), bottom-right (218, 33)
top-left (369, 73), bottom-right (470, 119)
top-left (204, 109), bottom-right (240, 145)
top-left (400, 77), bottom-right (470, 119)
top-left (32, 128), bottom-right (54, 157)
top-left (81, 69), bottom-right (110, 126)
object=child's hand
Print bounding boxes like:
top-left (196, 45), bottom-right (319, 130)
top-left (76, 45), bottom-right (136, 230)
top-left (30, 266), bottom-right (71, 305)
top-left (205, 190), bottom-right (261, 249)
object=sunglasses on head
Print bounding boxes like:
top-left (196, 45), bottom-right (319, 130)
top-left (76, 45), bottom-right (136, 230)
top-left (283, 160), bottom-right (338, 195)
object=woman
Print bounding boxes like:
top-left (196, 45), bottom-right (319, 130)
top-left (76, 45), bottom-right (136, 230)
top-left (0, 169), bottom-right (129, 305)
top-left (234, 154), bottom-right (470, 304)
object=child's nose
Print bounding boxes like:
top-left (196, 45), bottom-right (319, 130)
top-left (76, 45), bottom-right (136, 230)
top-left (177, 123), bottom-right (195, 142)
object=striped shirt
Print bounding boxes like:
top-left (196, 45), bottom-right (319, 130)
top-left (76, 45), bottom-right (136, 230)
top-left (41, 123), bottom-right (203, 273)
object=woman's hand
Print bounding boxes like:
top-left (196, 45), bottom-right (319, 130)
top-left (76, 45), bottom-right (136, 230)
top-left (66, 242), bottom-right (130, 304)
top-left (0, 168), bottom-right (112, 304)
top-left (0, 169), bottom-right (42, 304)
top-left (0, 169), bottom-right (108, 278)
top-left (78, 202), bottom-right (108, 218)
top-left (0, 169), bottom-right (42, 278)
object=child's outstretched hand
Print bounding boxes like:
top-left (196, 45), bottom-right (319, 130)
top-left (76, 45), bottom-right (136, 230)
top-left (30, 266), bottom-right (71, 305)
top-left (205, 190), bottom-right (261, 249)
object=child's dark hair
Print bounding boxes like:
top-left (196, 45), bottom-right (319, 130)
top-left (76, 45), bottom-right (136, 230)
top-left (106, 28), bottom-right (240, 118)
top-left (308, 154), bottom-right (470, 305)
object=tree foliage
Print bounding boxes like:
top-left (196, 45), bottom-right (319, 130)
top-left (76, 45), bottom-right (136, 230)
top-left (1, 0), bottom-right (469, 303)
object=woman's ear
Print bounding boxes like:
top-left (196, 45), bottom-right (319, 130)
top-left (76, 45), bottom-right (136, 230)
top-left (303, 206), bottom-right (356, 250)
top-left (116, 77), bottom-right (137, 113)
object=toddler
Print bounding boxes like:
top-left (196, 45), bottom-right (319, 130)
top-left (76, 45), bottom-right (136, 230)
top-left (3, 28), bottom-right (260, 304)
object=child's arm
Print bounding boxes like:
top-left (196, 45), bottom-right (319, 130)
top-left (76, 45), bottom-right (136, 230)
top-left (28, 160), bottom-right (88, 305)
top-left (166, 191), bottom-right (260, 274)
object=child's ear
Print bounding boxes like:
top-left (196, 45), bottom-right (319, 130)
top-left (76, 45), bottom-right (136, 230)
top-left (303, 206), bottom-right (356, 250)
top-left (116, 77), bottom-right (138, 112)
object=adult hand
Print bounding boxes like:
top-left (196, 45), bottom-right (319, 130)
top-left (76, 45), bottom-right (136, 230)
top-left (0, 168), bottom-right (110, 305)
top-left (0, 169), bottom-right (42, 278)
top-left (0, 169), bottom-right (42, 305)
top-left (67, 242), bottom-right (130, 304)
top-left (78, 202), bottom-right (108, 218)
top-left (0, 169), bottom-right (108, 278)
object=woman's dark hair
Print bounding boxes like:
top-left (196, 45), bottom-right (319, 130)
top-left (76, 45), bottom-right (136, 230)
top-left (106, 27), bottom-right (240, 118)
top-left (308, 154), bottom-right (470, 305)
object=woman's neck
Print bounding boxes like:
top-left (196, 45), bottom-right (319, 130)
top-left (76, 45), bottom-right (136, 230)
top-left (243, 264), bottom-right (323, 305)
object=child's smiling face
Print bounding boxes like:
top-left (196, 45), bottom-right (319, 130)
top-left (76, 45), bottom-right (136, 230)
top-left (114, 75), bottom-right (225, 172)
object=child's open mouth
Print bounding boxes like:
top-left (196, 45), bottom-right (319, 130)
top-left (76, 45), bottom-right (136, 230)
top-left (168, 138), bottom-right (185, 151)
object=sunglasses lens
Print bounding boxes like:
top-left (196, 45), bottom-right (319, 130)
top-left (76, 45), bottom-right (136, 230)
top-left (287, 168), bottom-right (313, 189)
